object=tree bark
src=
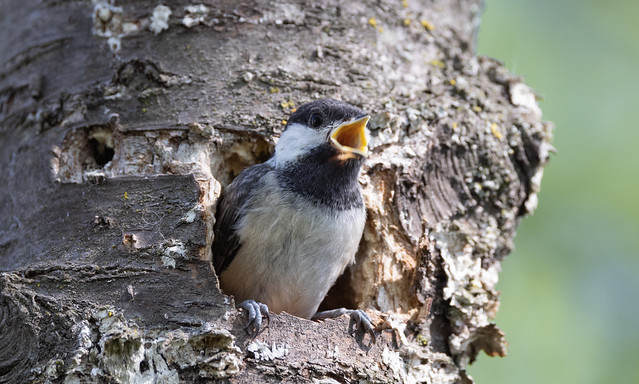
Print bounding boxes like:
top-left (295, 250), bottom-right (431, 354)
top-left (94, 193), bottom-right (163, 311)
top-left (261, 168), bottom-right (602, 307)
top-left (0, 0), bottom-right (552, 383)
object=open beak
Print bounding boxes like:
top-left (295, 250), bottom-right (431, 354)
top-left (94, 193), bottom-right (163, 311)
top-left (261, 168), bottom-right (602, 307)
top-left (329, 115), bottom-right (370, 158)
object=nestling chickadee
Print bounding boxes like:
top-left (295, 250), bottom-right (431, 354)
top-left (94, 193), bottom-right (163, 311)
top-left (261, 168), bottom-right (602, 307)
top-left (212, 99), bottom-right (373, 337)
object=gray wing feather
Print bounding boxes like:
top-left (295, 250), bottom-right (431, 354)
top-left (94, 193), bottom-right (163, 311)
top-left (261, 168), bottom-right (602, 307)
top-left (212, 162), bottom-right (273, 275)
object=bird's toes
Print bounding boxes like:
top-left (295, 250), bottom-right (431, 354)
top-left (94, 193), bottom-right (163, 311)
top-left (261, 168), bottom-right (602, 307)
top-left (348, 309), bottom-right (376, 339)
top-left (238, 299), bottom-right (270, 337)
top-left (313, 308), bottom-right (376, 340)
top-left (258, 302), bottom-right (270, 325)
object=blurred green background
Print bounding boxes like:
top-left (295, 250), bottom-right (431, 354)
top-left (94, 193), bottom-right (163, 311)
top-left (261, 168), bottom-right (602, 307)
top-left (469, 0), bottom-right (639, 383)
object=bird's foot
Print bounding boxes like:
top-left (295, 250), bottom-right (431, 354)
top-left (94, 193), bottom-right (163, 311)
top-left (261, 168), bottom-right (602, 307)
top-left (238, 299), bottom-right (270, 337)
top-left (313, 308), bottom-right (375, 339)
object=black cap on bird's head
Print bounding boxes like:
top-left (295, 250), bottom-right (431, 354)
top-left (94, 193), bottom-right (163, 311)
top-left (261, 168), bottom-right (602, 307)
top-left (275, 99), bottom-right (370, 166)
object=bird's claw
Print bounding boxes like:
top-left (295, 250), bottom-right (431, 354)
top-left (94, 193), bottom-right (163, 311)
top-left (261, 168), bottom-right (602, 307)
top-left (313, 308), bottom-right (376, 339)
top-left (347, 309), bottom-right (375, 339)
top-left (238, 299), bottom-right (270, 337)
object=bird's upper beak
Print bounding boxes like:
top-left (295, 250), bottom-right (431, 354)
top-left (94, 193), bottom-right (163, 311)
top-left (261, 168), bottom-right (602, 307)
top-left (329, 115), bottom-right (370, 158)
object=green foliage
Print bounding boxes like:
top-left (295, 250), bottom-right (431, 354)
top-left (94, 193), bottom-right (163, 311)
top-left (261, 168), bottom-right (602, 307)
top-left (470, 0), bottom-right (639, 383)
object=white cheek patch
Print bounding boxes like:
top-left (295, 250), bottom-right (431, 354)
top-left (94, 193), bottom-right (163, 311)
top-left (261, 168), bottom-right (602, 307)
top-left (274, 123), bottom-right (326, 167)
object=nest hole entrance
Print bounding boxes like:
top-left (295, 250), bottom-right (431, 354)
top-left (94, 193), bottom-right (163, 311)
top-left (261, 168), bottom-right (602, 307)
top-left (212, 136), bottom-right (365, 314)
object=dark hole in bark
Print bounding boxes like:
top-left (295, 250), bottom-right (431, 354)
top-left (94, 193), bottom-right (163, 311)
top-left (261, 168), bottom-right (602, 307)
top-left (56, 126), bottom-right (115, 182)
top-left (87, 137), bottom-right (114, 166)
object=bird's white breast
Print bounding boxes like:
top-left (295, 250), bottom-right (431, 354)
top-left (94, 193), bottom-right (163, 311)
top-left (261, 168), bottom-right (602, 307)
top-left (219, 172), bottom-right (366, 319)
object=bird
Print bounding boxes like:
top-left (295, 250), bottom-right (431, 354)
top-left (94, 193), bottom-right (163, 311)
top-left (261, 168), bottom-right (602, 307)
top-left (212, 98), bottom-right (374, 337)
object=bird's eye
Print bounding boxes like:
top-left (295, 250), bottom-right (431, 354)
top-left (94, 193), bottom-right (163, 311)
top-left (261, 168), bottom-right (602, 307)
top-left (309, 113), bottom-right (323, 128)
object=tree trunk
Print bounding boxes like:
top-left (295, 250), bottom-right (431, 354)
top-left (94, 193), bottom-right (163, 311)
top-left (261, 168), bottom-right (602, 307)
top-left (0, 0), bottom-right (552, 383)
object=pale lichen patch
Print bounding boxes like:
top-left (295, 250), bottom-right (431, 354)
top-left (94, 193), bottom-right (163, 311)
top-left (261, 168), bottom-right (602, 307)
top-left (91, 0), bottom-right (141, 53)
top-left (246, 341), bottom-right (290, 361)
top-left (180, 203), bottom-right (203, 224)
top-left (182, 4), bottom-right (210, 28)
top-left (429, 219), bottom-right (507, 365)
top-left (149, 5), bottom-right (172, 35)
top-left (509, 82), bottom-right (542, 120)
top-left (161, 256), bottom-right (176, 269)
top-left (161, 239), bottom-right (186, 258)
top-left (51, 309), bottom-right (242, 382)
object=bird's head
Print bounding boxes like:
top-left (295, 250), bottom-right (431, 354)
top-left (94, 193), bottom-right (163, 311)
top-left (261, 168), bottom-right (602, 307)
top-left (274, 99), bottom-right (370, 168)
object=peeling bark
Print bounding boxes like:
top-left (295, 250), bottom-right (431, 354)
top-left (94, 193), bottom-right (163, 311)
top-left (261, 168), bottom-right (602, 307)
top-left (0, 0), bottom-right (552, 383)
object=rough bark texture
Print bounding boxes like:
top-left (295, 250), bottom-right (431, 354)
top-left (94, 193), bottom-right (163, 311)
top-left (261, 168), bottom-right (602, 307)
top-left (0, 0), bottom-right (552, 383)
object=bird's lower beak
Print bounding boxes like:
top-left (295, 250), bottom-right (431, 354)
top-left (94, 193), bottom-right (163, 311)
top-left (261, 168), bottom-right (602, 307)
top-left (330, 115), bottom-right (370, 158)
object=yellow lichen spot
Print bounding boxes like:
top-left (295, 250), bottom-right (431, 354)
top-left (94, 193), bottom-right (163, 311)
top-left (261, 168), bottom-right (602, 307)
top-left (402, 0), bottom-right (408, 8)
top-left (420, 19), bottom-right (435, 31)
top-left (142, 108), bottom-right (148, 113)
top-left (449, 79), bottom-right (456, 86)
top-left (403, 18), bottom-right (411, 26)
top-left (472, 105), bottom-right (482, 112)
top-left (368, 17), bottom-right (378, 27)
top-left (280, 99), bottom-right (295, 109)
top-left (108, 310), bottom-right (113, 317)
top-left (417, 334), bottom-right (429, 346)
top-left (378, 26), bottom-right (384, 32)
top-left (282, 120), bottom-right (287, 125)
top-left (452, 122), bottom-right (458, 130)
top-left (491, 123), bottom-right (503, 139)
top-left (429, 59), bottom-right (445, 68)
top-left (291, 108), bottom-right (297, 113)
top-left (269, 87), bottom-right (280, 94)
top-left (186, 44), bottom-right (191, 50)
top-left (123, 192), bottom-right (129, 200)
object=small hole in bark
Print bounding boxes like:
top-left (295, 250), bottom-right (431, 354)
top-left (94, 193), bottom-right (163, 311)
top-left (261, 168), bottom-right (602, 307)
top-left (139, 359), bottom-right (149, 372)
top-left (87, 137), bottom-right (114, 166)
top-left (55, 126), bottom-right (115, 183)
top-left (86, 127), bottom-right (114, 167)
